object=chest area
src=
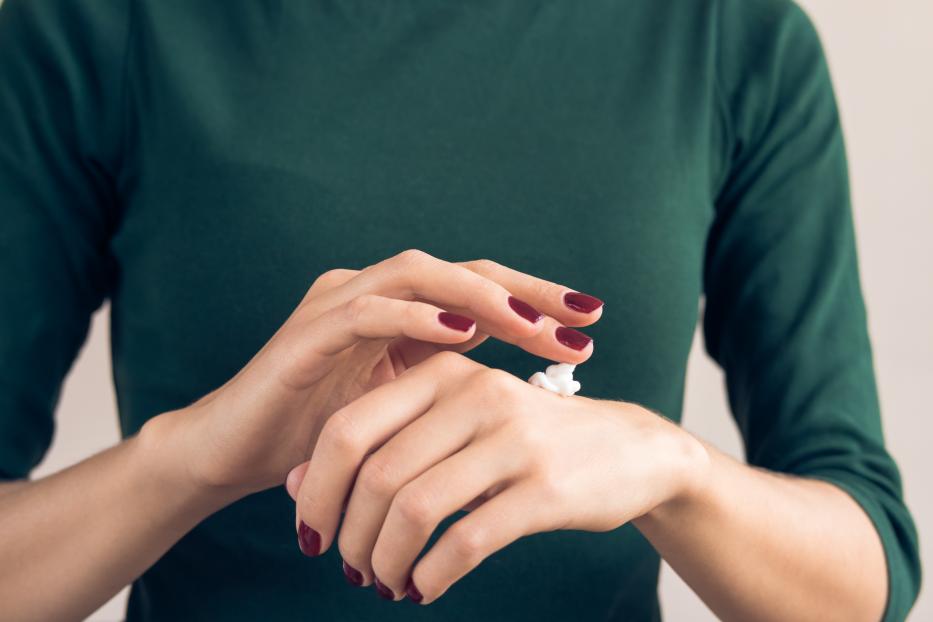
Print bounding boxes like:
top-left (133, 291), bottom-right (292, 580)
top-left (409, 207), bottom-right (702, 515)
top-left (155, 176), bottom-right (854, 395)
top-left (111, 4), bottom-right (715, 410)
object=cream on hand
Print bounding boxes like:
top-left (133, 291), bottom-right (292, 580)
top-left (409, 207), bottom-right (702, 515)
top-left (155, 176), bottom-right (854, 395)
top-left (528, 362), bottom-right (581, 397)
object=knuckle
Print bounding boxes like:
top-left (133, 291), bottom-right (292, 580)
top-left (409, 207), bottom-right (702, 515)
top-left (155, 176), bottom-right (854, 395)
top-left (394, 485), bottom-right (436, 528)
top-left (321, 410), bottom-right (363, 454)
top-left (312, 268), bottom-right (352, 291)
top-left (534, 278), bottom-right (561, 302)
top-left (471, 273), bottom-right (501, 298)
top-left (465, 258), bottom-right (500, 275)
top-left (475, 368), bottom-right (524, 406)
top-left (447, 523), bottom-right (486, 561)
top-left (394, 248), bottom-right (432, 269)
top-left (535, 470), bottom-right (569, 505)
top-left (358, 455), bottom-right (400, 498)
top-left (501, 420), bottom-right (553, 478)
top-left (344, 294), bottom-right (378, 323)
top-left (358, 262), bottom-right (379, 276)
top-left (403, 300), bottom-right (424, 323)
top-left (505, 417), bottom-right (549, 457)
top-left (428, 349), bottom-right (469, 373)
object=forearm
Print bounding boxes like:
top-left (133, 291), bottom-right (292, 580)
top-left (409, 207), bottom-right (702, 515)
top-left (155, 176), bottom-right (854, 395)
top-left (0, 412), bottom-right (242, 622)
top-left (633, 438), bottom-right (887, 622)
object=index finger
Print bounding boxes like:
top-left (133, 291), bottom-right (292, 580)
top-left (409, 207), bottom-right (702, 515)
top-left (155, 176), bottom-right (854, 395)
top-left (305, 249), bottom-right (550, 341)
top-left (457, 259), bottom-right (604, 327)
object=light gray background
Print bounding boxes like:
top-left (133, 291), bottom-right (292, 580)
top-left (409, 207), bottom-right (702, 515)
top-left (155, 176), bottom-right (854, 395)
top-left (29, 1), bottom-right (930, 619)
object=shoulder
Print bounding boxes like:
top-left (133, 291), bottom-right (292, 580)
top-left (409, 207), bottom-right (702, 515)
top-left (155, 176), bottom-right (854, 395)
top-left (716, 0), bottom-right (826, 92)
top-left (714, 0), bottom-right (835, 151)
top-left (718, 0), bottom-right (815, 36)
top-left (0, 0), bottom-right (131, 173)
top-left (0, 0), bottom-right (129, 40)
top-left (0, 0), bottom-right (130, 78)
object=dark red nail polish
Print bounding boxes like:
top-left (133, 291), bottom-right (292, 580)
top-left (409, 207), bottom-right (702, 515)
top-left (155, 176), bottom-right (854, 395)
top-left (438, 311), bottom-right (475, 332)
top-left (342, 560), bottom-right (363, 586)
top-left (508, 296), bottom-right (543, 323)
top-left (374, 577), bottom-right (395, 601)
top-left (297, 521), bottom-right (321, 557)
top-left (556, 326), bottom-right (592, 351)
top-left (563, 291), bottom-right (604, 313)
top-left (406, 577), bottom-right (424, 603)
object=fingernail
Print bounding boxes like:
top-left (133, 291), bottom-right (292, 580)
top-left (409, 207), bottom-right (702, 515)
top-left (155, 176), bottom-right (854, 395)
top-left (374, 577), bottom-right (395, 601)
top-left (563, 291), bottom-right (604, 313)
top-left (297, 521), bottom-right (321, 557)
top-left (342, 560), bottom-right (363, 587)
top-left (556, 326), bottom-right (592, 351)
top-left (406, 577), bottom-right (424, 603)
top-left (438, 311), bottom-right (475, 332)
top-left (508, 296), bottom-right (543, 324)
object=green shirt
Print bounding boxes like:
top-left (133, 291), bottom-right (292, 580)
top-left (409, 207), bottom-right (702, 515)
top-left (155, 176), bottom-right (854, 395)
top-left (0, 0), bottom-right (921, 620)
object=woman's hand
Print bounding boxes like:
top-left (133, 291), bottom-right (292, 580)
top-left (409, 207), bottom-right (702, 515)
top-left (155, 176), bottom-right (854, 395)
top-left (286, 350), bottom-right (710, 603)
top-left (149, 249), bottom-right (603, 497)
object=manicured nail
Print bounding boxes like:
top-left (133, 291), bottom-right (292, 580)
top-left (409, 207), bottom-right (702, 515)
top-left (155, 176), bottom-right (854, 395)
top-left (297, 521), bottom-right (321, 557)
top-left (563, 291), bottom-right (604, 313)
top-left (374, 577), bottom-right (395, 600)
top-left (406, 577), bottom-right (424, 603)
top-left (508, 296), bottom-right (543, 323)
top-left (438, 311), bottom-right (475, 332)
top-left (555, 326), bottom-right (592, 350)
top-left (342, 560), bottom-right (363, 587)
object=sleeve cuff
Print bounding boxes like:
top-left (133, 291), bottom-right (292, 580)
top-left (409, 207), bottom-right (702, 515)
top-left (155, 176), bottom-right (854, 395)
top-left (807, 471), bottom-right (916, 622)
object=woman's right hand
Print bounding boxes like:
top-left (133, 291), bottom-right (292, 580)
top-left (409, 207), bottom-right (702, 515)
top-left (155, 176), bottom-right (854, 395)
top-left (147, 249), bottom-right (604, 499)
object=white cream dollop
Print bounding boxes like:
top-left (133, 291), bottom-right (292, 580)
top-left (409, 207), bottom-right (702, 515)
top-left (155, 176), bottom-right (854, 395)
top-left (528, 363), bottom-right (581, 397)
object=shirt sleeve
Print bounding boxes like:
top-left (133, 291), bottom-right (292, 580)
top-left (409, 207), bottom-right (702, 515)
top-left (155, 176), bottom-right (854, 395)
top-left (0, 0), bottom-right (128, 479)
top-left (704, 1), bottom-right (922, 619)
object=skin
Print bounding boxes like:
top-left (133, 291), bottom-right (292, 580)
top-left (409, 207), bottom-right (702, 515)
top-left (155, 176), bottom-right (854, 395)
top-left (0, 249), bottom-right (887, 621)
top-left (0, 249), bottom-right (600, 621)
top-left (285, 350), bottom-right (888, 621)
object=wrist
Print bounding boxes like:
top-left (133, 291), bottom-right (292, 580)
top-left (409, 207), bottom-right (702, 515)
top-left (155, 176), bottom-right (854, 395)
top-left (137, 409), bottom-right (250, 514)
top-left (637, 419), bottom-right (713, 527)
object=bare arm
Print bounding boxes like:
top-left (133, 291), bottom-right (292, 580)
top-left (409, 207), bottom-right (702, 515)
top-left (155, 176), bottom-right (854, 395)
top-left (633, 439), bottom-right (888, 622)
top-left (0, 252), bottom-right (602, 620)
top-left (0, 419), bottom-right (238, 622)
top-left (279, 372), bottom-right (890, 619)
top-left (0, 480), bottom-right (27, 497)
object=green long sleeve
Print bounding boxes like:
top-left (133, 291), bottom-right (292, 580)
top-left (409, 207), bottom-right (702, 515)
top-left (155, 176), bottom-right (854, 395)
top-left (704, 3), bottom-right (921, 620)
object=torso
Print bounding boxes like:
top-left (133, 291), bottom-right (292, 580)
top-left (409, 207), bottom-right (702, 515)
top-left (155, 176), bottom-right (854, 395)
top-left (111, 2), bottom-right (725, 619)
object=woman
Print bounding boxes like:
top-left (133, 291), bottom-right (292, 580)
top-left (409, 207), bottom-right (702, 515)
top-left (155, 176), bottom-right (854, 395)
top-left (0, 0), bottom-right (921, 620)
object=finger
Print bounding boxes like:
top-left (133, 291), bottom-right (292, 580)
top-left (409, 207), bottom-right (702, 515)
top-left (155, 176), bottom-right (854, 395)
top-left (337, 390), bottom-right (481, 586)
top-left (303, 261), bottom-right (600, 363)
top-left (395, 312), bottom-right (594, 368)
top-left (391, 331), bottom-right (492, 369)
top-left (303, 268), bottom-right (359, 302)
top-left (302, 268), bottom-right (490, 370)
top-left (409, 482), bottom-right (549, 604)
top-left (310, 295), bottom-right (478, 356)
top-left (304, 249), bottom-right (548, 341)
top-left (302, 250), bottom-right (597, 365)
top-left (458, 258), bottom-right (604, 327)
top-left (506, 315), bottom-right (595, 364)
top-left (388, 316), bottom-right (492, 369)
top-left (286, 461), bottom-right (310, 500)
top-left (294, 352), bottom-right (479, 556)
top-left (370, 436), bottom-right (524, 599)
top-left (294, 259), bottom-right (603, 366)
top-left (276, 295), bottom-right (477, 387)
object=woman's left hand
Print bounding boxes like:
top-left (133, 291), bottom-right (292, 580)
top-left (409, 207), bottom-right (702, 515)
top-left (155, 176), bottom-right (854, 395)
top-left (286, 350), bottom-right (710, 604)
